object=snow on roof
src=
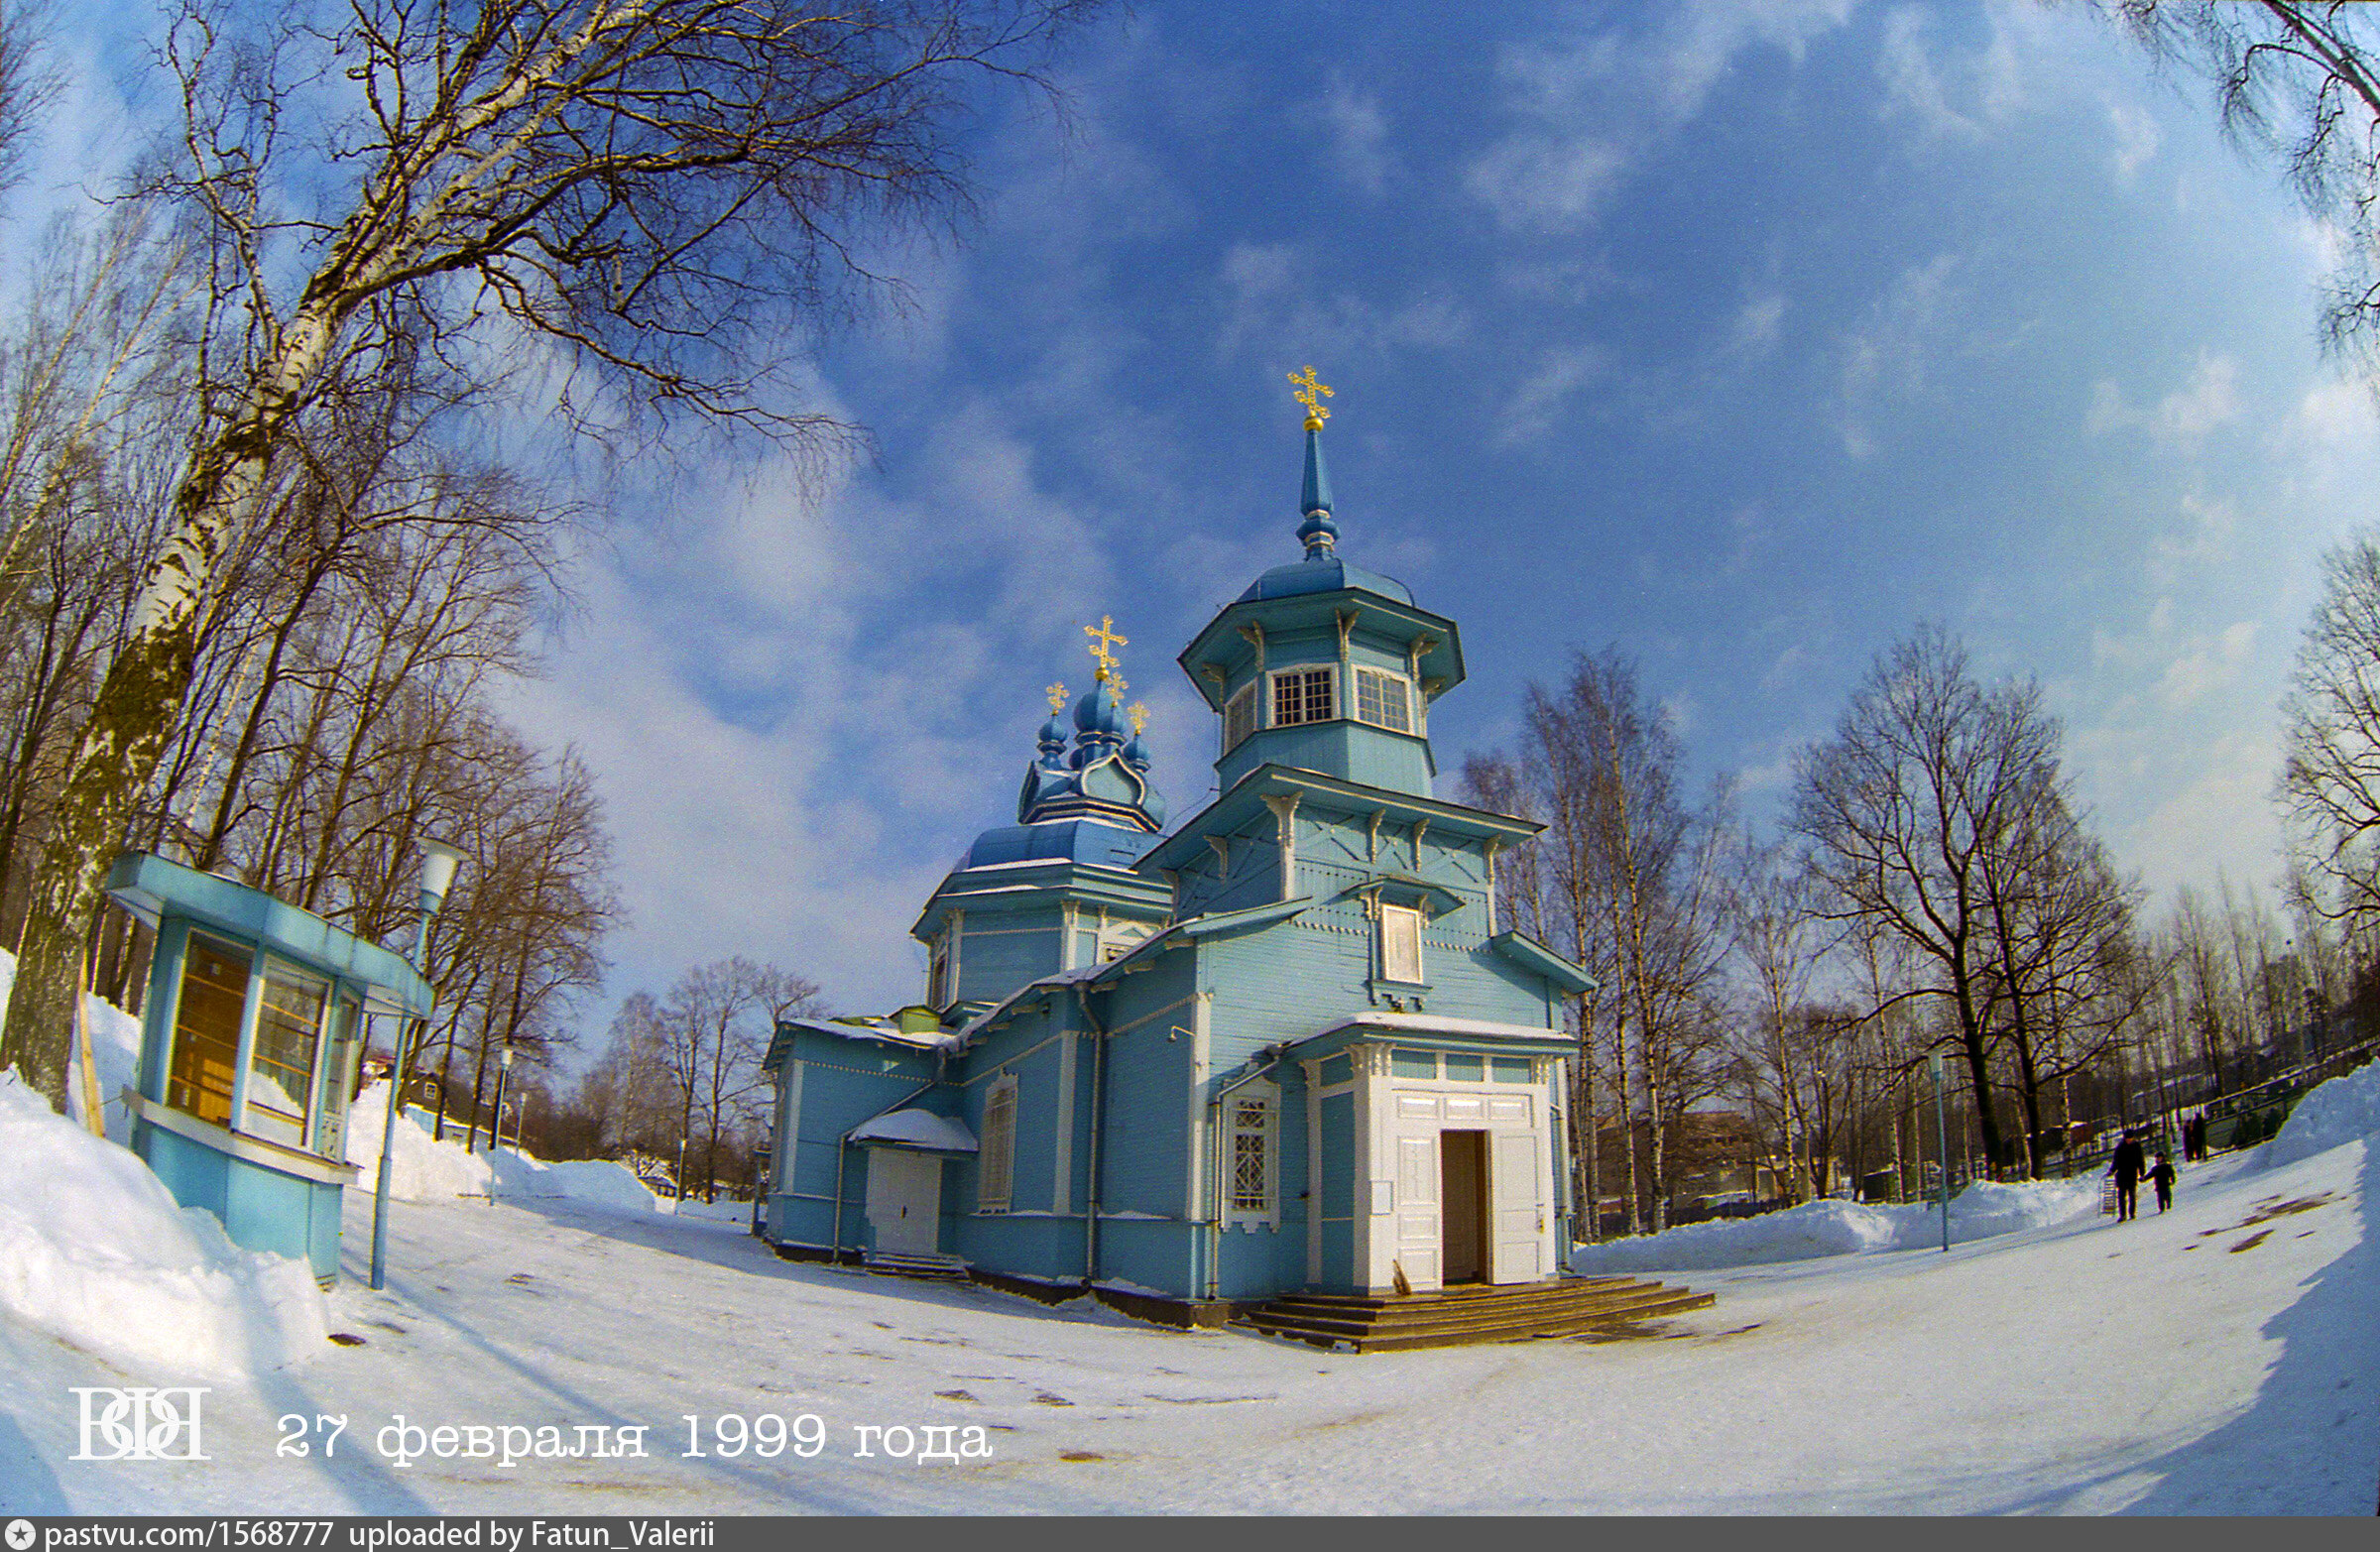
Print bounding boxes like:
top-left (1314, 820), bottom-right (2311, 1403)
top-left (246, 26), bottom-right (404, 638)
top-left (1304, 1011), bottom-right (1569, 1044)
top-left (848, 1109), bottom-right (977, 1153)
top-left (779, 1015), bottom-right (953, 1051)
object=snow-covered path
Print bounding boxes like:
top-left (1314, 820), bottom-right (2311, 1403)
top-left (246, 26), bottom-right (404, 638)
top-left (5, 1137), bottom-right (2373, 1514)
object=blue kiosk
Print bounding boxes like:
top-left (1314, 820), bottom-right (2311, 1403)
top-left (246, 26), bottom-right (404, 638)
top-left (106, 851), bottom-right (434, 1284)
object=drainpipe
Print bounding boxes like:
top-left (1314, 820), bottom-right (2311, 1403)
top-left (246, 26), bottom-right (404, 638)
top-left (830, 1070), bottom-right (941, 1265)
top-left (1207, 1044), bottom-right (1286, 1302)
top-left (1072, 986), bottom-right (1111, 1289)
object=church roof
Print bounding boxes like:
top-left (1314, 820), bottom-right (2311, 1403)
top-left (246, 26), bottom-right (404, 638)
top-left (1234, 553), bottom-right (1413, 606)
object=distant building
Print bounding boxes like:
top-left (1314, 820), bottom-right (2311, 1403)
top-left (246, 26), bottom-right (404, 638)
top-left (758, 398), bottom-right (1594, 1317)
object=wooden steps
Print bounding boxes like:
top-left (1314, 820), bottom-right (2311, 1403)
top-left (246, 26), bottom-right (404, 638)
top-left (1234, 1275), bottom-right (1715, 1353)
top-left (863, 1250), bottom-right (971, 1282)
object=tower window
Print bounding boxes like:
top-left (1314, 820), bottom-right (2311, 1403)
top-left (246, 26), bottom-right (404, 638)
top-left (1379, 903), bottom-right (1425, 984)
top-left (1271, 666), bottom-right (1335, 727)
top-left (1354, 667), bottom-right (1413, 733)
top-left (1223, 682), bottom-right (1256, 752)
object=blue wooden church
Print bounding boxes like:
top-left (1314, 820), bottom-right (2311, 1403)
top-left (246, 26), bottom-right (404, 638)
top-left (759, 382), bottom-right (1602, 1324)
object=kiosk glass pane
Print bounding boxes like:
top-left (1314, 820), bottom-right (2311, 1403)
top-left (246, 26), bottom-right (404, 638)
top-left (246, 960), bottom-right (328, 1148)
top-left (169, 934), bottom-right (250, 1127)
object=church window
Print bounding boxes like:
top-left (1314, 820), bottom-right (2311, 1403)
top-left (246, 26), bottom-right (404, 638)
top-left (1270, 665), bottom-right (1335, 727)
top-left (1380, 902), bottom-right (1425, 984)
top-left (1354, 666), bottom-right (1413, 733)
top-left (927, 933), bottom-right (952, 1010)
top-left (1227, 1084), bottom-right (1277, 1225)
top-left (977, 1075), bottom-right (1017, 1213)
top-left (1223, 682), bottom-right (1256, 751)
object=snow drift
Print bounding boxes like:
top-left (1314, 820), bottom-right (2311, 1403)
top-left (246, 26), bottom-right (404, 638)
top-left (0, 1070), bottom-right (327, 1378)
top-left (1569, 1175), bottom-right (2100, 1274)
top-left (347, 1081), bottom-right (661, 1211)
top-left (2264, 1057), bottom-right (2380, 1170)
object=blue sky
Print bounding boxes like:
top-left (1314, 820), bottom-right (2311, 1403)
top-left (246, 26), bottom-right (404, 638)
top-left (23, 1), bottom-right (2380, 1038)
top-left (501, 0), bottom-right (2380, 1027)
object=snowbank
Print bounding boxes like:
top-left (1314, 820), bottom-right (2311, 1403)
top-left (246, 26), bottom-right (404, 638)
top-left (346, 1081), bottom-right (493, 1201)
top-left (489, 1152), bottom-right (664, 1211)
top-left (0, 1071), bottom-right (327, 1378)
top-left (347, 1081), bottom-right (661, 1211)
top-left (2264, 1058), bottom-right (2380, 1170)
top-left (1569, 1176), bottom-right (2101, 1273)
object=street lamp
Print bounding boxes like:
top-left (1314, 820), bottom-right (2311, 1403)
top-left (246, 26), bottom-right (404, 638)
top-left (370, 839), bottom-right (464, 1291)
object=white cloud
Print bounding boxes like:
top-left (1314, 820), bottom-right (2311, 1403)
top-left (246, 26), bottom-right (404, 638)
top-left (1323, 81), bottom-right (1391, 195)
top-left (2105, 99), bottom-right (2161, 180)
top-left (1464, 134), bottom-right (1625, 235)
top-left (1466, 3), bottom-right (1857, 234)
top-left (1495, 345), bottom-right (1604, 446)
top-left (2083, 351), bottom-right (2241, 448)
top-left (1877, 4), bottom-right (2022, 144)
top-left (2150, 491), bottom-right (2238, 588)
top-left (1838, 254), bottom-right (1961, 457)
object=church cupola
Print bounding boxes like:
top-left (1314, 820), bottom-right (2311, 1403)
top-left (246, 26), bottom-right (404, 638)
top-left (1175, 369), bottom-right (1465, 799)
top-left (1012, 615), bottom-right (1167, 833)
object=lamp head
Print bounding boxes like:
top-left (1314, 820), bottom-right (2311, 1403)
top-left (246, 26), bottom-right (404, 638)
top-left (417, 839), bottom-right (465, 910)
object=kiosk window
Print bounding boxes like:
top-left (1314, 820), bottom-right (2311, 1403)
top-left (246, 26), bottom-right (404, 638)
top-left (169, 934), bottom-right (250, 1127)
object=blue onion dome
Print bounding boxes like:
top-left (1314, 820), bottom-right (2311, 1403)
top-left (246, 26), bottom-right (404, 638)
top-left (1073, 680), bottom-right (1126, 738)
top-left (1038, 712), bottom-right (1070, 763)
top-left (1122, 732), bottom-right (1151, 771)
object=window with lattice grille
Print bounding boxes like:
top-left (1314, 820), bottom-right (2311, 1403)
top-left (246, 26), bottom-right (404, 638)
top-left (977, 1077), bottom-right (1016, 1213)
top-left (1223, 683), bottom-right (1256, 751)
top-left (1228, 1089), bottom-right (1275, 1224)
top-left (1271, 666), bottom-right (1335, 727)
top-left (1355, 666), bottom-right (1413, 733)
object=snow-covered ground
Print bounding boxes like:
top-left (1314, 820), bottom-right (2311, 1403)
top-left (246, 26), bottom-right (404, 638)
top-left (4, 1063), bottom-right (2375, 1513)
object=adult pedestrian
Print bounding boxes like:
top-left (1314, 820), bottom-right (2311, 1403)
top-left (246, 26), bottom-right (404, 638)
top-left (2110, 1129), bottom-right (2145, 1223)
top-left (2149, 1150), bottom-right (2176, 1214)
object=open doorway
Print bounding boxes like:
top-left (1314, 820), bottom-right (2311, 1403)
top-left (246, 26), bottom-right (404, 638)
top-left (1440, 1130), bottom-right (1488, 1284)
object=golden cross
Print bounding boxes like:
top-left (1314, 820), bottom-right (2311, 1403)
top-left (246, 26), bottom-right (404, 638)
top-left (1084, 614), bottom-right (1128, 681)
top-left (1045, 681), bottom-right (1067, 714)
top-left (1110, 670), bottom-right (1129, 698)
top-left (1288, 365), bottom-right (1334, 430)
top-left (1130, 701), bottom-right (1150, 736)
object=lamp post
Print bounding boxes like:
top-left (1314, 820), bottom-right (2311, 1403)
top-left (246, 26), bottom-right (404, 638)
top-left (370, 839), bottom-right (464, 1291)
top-left (486, 1042), bottom-right (515, 1208)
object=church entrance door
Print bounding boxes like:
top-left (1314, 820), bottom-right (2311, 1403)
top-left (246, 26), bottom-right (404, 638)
top-left (1440, 1130), bottom-right (1488, 1284)
top-left (864, 1146), bottom-right (942, 1256)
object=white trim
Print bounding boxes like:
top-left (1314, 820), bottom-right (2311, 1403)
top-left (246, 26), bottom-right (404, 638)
top-left (124, 1087), bottom-right (359, 1185)
top-left (774, 1059), bottom-right (805, 1192)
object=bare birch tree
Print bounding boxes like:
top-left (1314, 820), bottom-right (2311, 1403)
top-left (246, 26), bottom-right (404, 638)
top-left (1, 0), bottom-right (1089, 1103)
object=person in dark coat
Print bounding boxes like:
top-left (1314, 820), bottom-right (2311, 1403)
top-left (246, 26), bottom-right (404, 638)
top-left (2110, 1130), bottom-right (2145, 1222)
top-left (2149, 1150), bottom-right (2176, 1213)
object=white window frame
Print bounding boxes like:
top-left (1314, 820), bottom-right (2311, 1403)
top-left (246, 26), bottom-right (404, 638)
top-left (1379, 902), bottom-right (1426, 985)
top-left (1353, 665), bottom-right (1415, 734)
top-left (1223, 681), bottom-right (1257, 752)
top-left (976, 1074), bottom-right (1017, 1214)
top-left (1269, 665), bottom-right (1336, 728)
top-left (1226, 1078), bottom-right (1279, 1229)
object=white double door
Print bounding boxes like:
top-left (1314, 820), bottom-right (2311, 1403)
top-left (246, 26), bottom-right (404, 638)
top-left (1388, 1090), bottom-right (1546, 1291)
top-left (864, 1146), bottom-right (943, 1256)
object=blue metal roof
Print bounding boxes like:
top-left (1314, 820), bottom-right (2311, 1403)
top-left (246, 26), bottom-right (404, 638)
top-left (104, 851), bottom-right (434, 1017)
top-left (1234, 553), bottom-right (1414, 606)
